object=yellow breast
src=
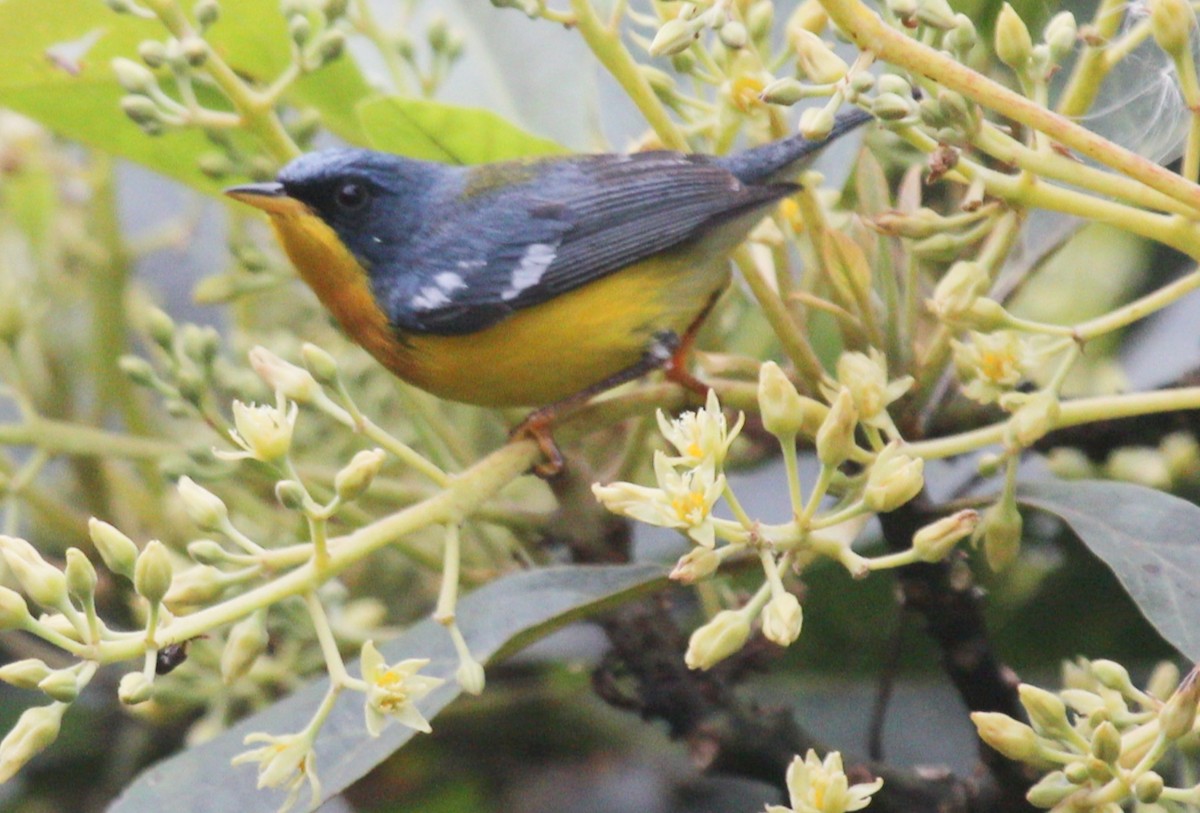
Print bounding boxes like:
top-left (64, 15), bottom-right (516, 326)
top-left (265, 206), bottom-right (729, 408)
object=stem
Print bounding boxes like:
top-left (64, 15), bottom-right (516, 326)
top-left (0, 418), bottom-right (174, 459)
top-left (570, 0), bottom-right (687, 151)
top-left (1074, 269), bottom-right (1200, 340)
top-left (908, 387), bottom-right (1200, 459)
top-left (434, 524), bottom-right (461, 623)
top-left (819, 0), bottom-right (1200, 214)
top-left (304, 593), bottom-right (350, 685)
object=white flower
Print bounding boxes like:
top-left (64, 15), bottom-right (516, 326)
top-left (218, 399), bottom-right (298, 462)
top-left (826, 349), bottom-right (912, 433)
top-left (592, 452), bottom-right (726, 548)
top-left (952, 331), bottom-right (1031, 405)
top-left (248, 346), bottom-right (320, 403)
top-left (359, 641), bottom-right (444, 737)
top-left (656, 389), bottom-right (744, 468)
top-left (765, 750), bottom-right (883, 813)
top-left (231, 731), bottom-right (320, 813)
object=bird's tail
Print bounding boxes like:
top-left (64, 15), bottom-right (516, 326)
top-left (716, 108), bottom-right (873, 186)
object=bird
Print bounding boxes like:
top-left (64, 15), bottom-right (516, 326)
top-left (226, 109), bottom-right (872, 475)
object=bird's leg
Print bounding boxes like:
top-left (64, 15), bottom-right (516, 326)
top-left (511, 334), bottom-right (680, 478)
top-left (662, 290), bottom-right (721, 397)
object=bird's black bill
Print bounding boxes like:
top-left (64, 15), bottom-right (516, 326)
top-left (225, 181), bottom-right (285, 200)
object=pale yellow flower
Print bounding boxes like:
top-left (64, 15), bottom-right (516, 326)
top-left (232, 731), bottom-right (320, 813)
top-left (952, 331), bottom-right (1030, 405)
top-left (359, 641), bottom-right (444, 737)
top-left (827, 349), bottom-right (912, 433)
top-left (765, 750), bottom-right (883, 813)
top-left (217, 399), bottom-right (298, 462)
top-left (656, 388), bottom-right (744, 469)
top-left (592, 453), bottom-right (726, 548)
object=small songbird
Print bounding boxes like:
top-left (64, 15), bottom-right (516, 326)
top-left (226, 110), bottom-right (871, 474)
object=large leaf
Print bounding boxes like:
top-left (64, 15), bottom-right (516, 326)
top-left (356, 95), bottom-right (568, 164)
top-left (0, 0), bottom-right (373, 195)
top-left (1018, 479), bottom-right (1200, 661)
top-left (109, 563), bottom-right (667, 813)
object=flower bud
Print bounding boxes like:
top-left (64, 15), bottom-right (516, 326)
top-left (252, 347), bottom-right (322, 404)
top-left (1135, 771), bottom-right (1164, 804)
top-left (761, 593), bottom-right (803, 646)
top-left (0, 659), bottom-right (51, 690)
top-left (176, 476), bottom-right (229, 532)
top-left (64, 548), bottom-right (97, 606)
top-left (1089, 659), bottom-right (1134, 693)
top-left (288, 15), bottom-right (312, 47)
top-left (685, 610), bottom-right (751, 670)
top-left (1149, 0), bottom-right (1197, 57)
top-left (915, 0), bottom-right (956, 28)
top-left (0, 536), bottom-right (67, 609)
top-left (88, 518), bottom-right (139, 579)
top-left (335, 449), bottom-right (386, 503)
top-left (670, 547), bottom-right (721, 584)
top-left (1019, 684), bottom-right (1070, 735)
top-left (798, 106), bottom-right (835, 139)
top-left (164, 565), bottom-right (226, 607)
top-left (1090, 721), bottom-right (1121, 764)
top-left (929, 261), bottom-right (988, 321)
top-left (111, 57), bottom-right (156, 94)
top-left (1004, 391), bottom-right (1060, 448)
top-left (995, 4), bottom-right (1033, 71)
top-left (134, 540), bottom-right (174, 606)
top-left (187, 539), bottom-right (230, 565)
top-left (221, 613), bottom-right (269, 684)
top-left (118, 672), bottom-right (154, 705)
top-left (0, 586), bottom-right (30, 630)
top-left (37, 669), bottom-right (81, 703)
top-left (876, 74), bottom-right (912, 97)
top-left (650, 18), bottom-right (700, 57)
top-left (275, 480), bottom-right (308, 510)
top-left (977, 499), bottom-right (1022, 571)
top-left (792, 29), bottom-right (848, 83)
top-left (301, 343), bottom-right (339, 385)
top-left (816, 388), bottom-right (858, 467)
top-left (1044, 12), bottom-right (1077, 63)
top-left (863, 443), bottom-right (924, 513)
top-left (971, 711), bottom-right (1041, 763)
top-left (946, 14), bottom-right (977, 54)
top-left (180, 37), bottom-right (208, 66)
top-left (912, 509), bottom-right (977, 562)
top-left (0, 703), bottom-right (66, 783)
top-left (194, 0), bottom-right (220, 28)
top-left (760, 77), bottom-right (807, 106)
top-left (315, 29), bottom-right (346, 63)
top-left (718, 20), bottom-right (747, 49)
top-left (119, 354), bottom-right (158, 386)
top-left (1025, 771), bottom-right (1077, 807)
top-left (758, 362), bottom-right (806, 438)
top-left (746, 2), bottom-right (773, 42)
top-left (872, 92), bottom-right (916, 121)
top-left (1063, 760), bottom-right (1090, 784)
top-left (138, 40), bottom-right (168, 68)
top-left (456, 657), bottom-right (486, 696)
top-left (1160, 670), bottom-right (1200, 739)
top-left (1147, 661), bottom-right (1181, 701)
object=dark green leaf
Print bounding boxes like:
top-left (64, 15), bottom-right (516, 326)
top-left (109, 563), bottom-right (666, 813)
top-left (356, 95), bottom-right (568, 164)
top-left (1018, 479), bottom-right (1200, 661)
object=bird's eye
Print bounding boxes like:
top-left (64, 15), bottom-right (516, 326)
top-left (334, 182), bottom-right (369, 211)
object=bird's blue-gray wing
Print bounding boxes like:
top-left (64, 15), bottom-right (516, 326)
top-left (379, 152), bottom-right (796, 336)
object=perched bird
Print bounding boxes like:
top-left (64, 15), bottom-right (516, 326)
top-left (227, 110), bottom-right (872, 474)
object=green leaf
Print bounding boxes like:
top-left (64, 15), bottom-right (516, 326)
top-left (1017, 479), bottom-right (1200, 661)
top-left (0, 0), bottom-right (373, 195)
top-left (356, 95), bottom-right (568, 164)
top-left (109, 563), bottom-right (667, 813)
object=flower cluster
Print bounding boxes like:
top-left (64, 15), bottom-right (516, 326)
top-left (593, 355), bottom-right (978, 671)
top-left (972, 660), bottom-right (1200, 809)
